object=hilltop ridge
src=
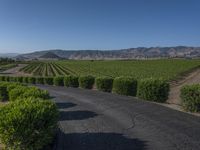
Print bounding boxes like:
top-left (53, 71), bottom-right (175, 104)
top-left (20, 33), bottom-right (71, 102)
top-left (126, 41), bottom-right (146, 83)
top-left (15, 46), bottom-right (200, 60)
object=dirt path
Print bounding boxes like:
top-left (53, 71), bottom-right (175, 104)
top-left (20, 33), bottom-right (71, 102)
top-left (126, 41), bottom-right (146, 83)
top-left (0, 64), bottom-right (30, 76)
top-left (167, 68), bottom-right (200, 105)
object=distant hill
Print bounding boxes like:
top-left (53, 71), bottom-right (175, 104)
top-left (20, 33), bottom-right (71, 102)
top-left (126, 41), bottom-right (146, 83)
top-left (15, 46), bottom-right (200, 60)
top-left (0, 53), bottom-right (19, 58)
top-left (39, 52), bottom-right (61, 59)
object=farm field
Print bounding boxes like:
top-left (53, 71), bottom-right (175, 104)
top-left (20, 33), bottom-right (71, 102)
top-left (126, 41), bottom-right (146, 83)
top-left (0, 58), bottom-right (17, 72)
top-left (0, 64), bottom-right (17, 72)
top-left (20, 59), bottom-right (200, 80)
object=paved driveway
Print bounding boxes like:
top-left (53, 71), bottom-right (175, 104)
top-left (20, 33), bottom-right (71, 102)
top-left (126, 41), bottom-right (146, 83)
top-left (38, 85), bottom-right (200, 150)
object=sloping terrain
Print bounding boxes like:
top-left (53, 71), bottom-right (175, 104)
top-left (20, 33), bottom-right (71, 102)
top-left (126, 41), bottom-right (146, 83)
top-left (38, 85), bottom-right (200, 150)
top-left (15, 46), bottom-right (200, 60)
top-left (39, 52), bottom-right (61, 59)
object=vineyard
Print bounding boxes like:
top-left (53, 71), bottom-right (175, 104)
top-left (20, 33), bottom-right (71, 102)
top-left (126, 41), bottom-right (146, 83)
top-left (20, 59), bottom-right (200, 80)
top-left (20, 62), bottom-right (77, 76)
top-left (0, 64), bottom-right (17, 72)
top-left (0, 58), bottom-right (17, 72)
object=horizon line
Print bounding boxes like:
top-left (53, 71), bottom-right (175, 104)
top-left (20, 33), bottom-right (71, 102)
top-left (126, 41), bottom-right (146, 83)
top-left (1, 45), bottom-right (200, 54)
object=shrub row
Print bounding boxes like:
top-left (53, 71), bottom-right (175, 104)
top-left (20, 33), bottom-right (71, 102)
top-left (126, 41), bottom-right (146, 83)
top-left (95, 77), bottom-right (113, 92)
top-left (180, 84), bottom-right (200, 112)
top-left (0, 82), bottom-right (58, 149)
top-left (64, 76), bottom-right (79, 87)
top-left (137, 78), bottom-right (170, 102)
top-left (0, 75), bottom-right (170, 103)
top-left (79, 75), bottom-right (95, 89)
top-left (0, 76), bottom-right (54, 85)
top-left (0, 75), bottom-right (95, 89)
top-left (112, 77), bottom-right (137, 96)
top-left (0, 85), bottom-right (8, 102)
top-left (0, 82), bottom-right (49, 102)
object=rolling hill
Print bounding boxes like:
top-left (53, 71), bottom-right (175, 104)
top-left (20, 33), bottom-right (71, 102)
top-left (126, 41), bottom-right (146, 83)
top-left (39, 52), bottom-right (62, 59)
top-left (15, 46), bottom-right (200, 60)
top-left (0, 53), bottom-right (19, 58)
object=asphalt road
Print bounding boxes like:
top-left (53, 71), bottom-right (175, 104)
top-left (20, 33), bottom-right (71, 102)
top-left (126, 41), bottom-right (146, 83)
top-left (38, 85), bottom-right (200, 150)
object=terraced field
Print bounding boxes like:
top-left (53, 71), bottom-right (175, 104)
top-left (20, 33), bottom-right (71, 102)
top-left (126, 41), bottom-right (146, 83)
top-left (20, 59), bottom-right (200, 80)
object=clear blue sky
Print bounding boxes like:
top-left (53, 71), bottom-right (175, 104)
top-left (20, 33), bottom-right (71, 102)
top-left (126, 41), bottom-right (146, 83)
top-left (0, 0), bottom-right (200, 53)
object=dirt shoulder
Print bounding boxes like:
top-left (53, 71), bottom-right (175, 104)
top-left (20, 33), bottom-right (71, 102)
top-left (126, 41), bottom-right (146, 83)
top-left (161, 68), bottom-right (200, 116)
top-left (167, 68), bottom-right (200, 105)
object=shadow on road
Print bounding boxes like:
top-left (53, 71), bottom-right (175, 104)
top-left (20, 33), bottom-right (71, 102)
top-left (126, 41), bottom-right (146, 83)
top-left (56, 102), bottom-right (77, 109)
top-left (59, 110), bottom-right (98, 121)
top-left (56, 131), bottom-right (147, 150)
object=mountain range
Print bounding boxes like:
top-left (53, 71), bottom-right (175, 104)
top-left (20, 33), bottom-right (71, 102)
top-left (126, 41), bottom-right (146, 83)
top-left (12, 46), bottom-right (200, 60)
top-left (0, 53), bottom-right (19, 58)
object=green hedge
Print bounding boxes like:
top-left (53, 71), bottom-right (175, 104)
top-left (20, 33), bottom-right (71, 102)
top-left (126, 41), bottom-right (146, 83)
top-left (54, 77), bottom-right (64, 86)
top-left (4, 76), bottom-right (10, 82)
top-left (112, 77), bottom-right (137, 96)
top-left (8, 85), bottom-right (49, 101)
top-left (6, 83), bottom-right (23, 93)
top-left (79, 75), bottom-right (95, 89)
top-left (36, 77), bottom-right (44, 84)
top-left (95, 77), bottom-right (113, 92)
top-left (28, 77), bottom-right (36, 84)
top-left (0, 82), bottom-right (22, 100)
top-left (0, 85), bottom-right (8, 102)
top-left (137, 78), bottom-right (169, 102)
top-left (9, 86), bottom-right (27, 101)
top-left (16, 77), bottom-right (23, 83)
top-left (0, 76), bottom-right (5, 81)
top-left (0, 98), bottom-right (59, 150)
top-left (22, 87), bottom-right (49, 100)
top-left (23, 77), bottom-right (29, 83)
top-left (180, 84), bottom-right (200, 112)
top-left (9, 76), bottom-right (16, 82)
top-left (0, 82), bottom-right (22, 92)
top-left (64, 76), bottom-right (79, 87)
top-left (44, 77), bottom-right (54, 85)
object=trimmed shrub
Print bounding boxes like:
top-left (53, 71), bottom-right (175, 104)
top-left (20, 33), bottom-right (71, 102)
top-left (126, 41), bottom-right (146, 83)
top-left (4, 76), bottom-right (10, 82)
top-left (7, 83), bottom-right (23, 92)
top-left (0, 82), bottom-right (22, 91)
top-left (137, 78), bottom-right (169, 102)
top-left (0, 98), bottom-right (59, 150)
top-left (0, 85), bottom-right (8, 101)
top-left (9, 86), bottom-right (27, 101)
top-left (64, 76), bottom-right (79, 87)
top-left (79, 75), bottom-right (95, 89)
top-left (17, 76), bottom-right (23, 83)
top-left (9, 86), bottom-right (49, 101)
top-left (112, 77), bottom-right (137, 96)
top-left (22, 87), bottom-right (49, 100)
top-left (95, 77), bottom-right (113, 92)
top-left (180, 84), bottom-right (200, 112)
top-left (0, 82), bottom-right (24, 101)
top-left (28, 77), bottom-right (36, 84)
top-left (23, 76), bottom-right (29, 83)
top-left (0, 76), bottom-right (5, 81)
top-left (36, 77), bottom-right (45, 84)
top-left (13, 77), bottom-right (18, 82)
top-left (9, 76), bottom-right (15, 82)
top-left (44, 77), bottom-right (54, 85)
top-left (53, 77), bottom-right (64, 86)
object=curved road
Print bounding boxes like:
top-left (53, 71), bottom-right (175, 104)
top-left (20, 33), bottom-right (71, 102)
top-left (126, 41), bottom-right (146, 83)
top-left (38, 85), bottom-right (200, 150)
